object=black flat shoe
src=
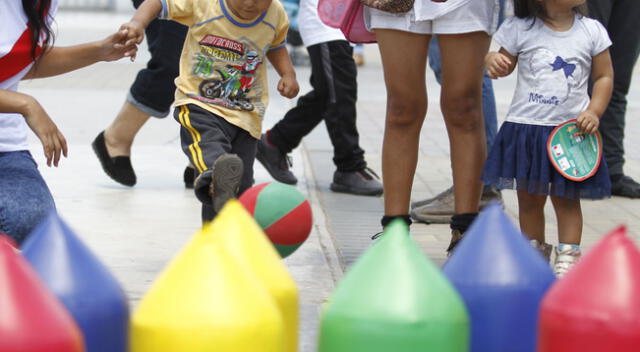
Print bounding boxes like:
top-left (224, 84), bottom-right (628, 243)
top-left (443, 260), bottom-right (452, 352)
top-left (611, 175), bottom-right (640, 198)
top-left (183, 166), bottom-right (195, 189)
top-left (92, 131), bottom-right (136, 186)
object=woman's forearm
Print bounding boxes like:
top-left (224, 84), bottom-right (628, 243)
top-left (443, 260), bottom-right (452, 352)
top-left (0, 89), bottom-right (35, 115)
top-left (23, 43), bottom-right (104, 79)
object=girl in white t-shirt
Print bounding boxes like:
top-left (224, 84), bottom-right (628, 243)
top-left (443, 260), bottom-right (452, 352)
top-left (0, 0), bottom-right (137, 244)
top-left (483, 0), bottom-right (613, 277)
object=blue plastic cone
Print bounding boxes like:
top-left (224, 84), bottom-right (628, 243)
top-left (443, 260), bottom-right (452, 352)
top-left (22, 212), bottom-right (129, 352)
top-left (443, 203), bottom-right (555, 352)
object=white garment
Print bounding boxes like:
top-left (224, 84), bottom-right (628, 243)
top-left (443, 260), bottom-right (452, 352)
top-left (496, 15), bottom-right (611, 126)
top-left (299, 0), bottom-right (344, 47)
top-left (368, 0), bottom-right (499, 35)
top-left (0, 0), bottom-right (58, 152)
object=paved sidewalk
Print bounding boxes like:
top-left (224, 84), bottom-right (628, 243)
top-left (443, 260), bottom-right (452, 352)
top-left (18, 10), bottom-right (640, 352)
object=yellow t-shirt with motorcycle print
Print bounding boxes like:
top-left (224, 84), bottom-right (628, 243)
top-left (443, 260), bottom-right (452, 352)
top-left (160, 0), bottom-right (288, 138)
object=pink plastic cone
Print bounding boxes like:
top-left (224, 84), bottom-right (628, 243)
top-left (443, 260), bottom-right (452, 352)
top-left (538, 226), bottom-right (640, 351)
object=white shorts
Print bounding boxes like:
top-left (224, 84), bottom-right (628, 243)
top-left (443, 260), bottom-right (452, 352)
top-left (368, 0), bottom-right (500, 35)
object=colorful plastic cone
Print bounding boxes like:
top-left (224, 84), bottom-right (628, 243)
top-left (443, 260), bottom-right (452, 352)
top-left (538, 226), bottom-right (640, 352)
top-left (202, 200), bottom-right (299, 352)
top-left (443, 203), bottom-right (556, 352)
top-left (21, 212), bottom-right (129, 352)
top-left (131, 226), bottom-right (284, 352)
top-left (0, 240), bottom-right (85, 352)
top-left (319, 220), bottom-right (469, 352)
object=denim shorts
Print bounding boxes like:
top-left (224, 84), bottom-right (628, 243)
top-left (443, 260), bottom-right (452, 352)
top-left (128, 0), bottom-right (188, 118)
top-left (0, 151), bottom-right (55, 244)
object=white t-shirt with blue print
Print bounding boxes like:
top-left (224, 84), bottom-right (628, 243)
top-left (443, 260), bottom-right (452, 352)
top-left (495, 15), bottom-right (611, 126)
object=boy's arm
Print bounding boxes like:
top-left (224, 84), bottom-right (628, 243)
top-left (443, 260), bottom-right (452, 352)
top-left (267, 47), bottom-right (299, 98)
top-left (23, 29), bottom-right (136, 79)
top-left (577, 49), bottom-right (613, 134)
top-left (122, 0), bottom-right (164, 46)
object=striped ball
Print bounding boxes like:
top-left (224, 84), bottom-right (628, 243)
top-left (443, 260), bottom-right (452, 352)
top-left (239, 182), bottom-right (312, 258)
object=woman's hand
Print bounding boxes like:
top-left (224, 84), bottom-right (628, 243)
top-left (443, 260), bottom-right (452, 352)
top-left (23, 97), bottom-right (68, 167)
top-left (99, 28), bottom-right (139, 62)
top-left (278, 73), bottom-right (299, 99)
top-left (576, 110), bottom-right (600, 135)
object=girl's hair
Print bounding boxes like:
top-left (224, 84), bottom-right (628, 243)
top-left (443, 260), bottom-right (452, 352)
top-left (21, 0), bottom-right (54, 60)
top-left (513, 0), bottom-right (588, 21)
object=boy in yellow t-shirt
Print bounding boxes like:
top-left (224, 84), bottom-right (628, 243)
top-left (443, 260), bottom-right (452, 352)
top-left (120, 0), bottom-right (299, 221)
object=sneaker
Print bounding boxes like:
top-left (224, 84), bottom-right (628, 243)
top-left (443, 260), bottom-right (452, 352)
top-left (184, 165), bottom-right (195, 189)
top-left (530, 239), bottom-right (553, 262)
top-left (611, 175), bottom-right (640, 198)
top-left (446, 229), bottom-right (465, 257)
top-left (553, 244), bottom-right (581, 278)
top-left (410, 186), bottom-right (503, 224)
top-left (256, 133), bottom-right (298, 185)
top-left (210, 154), bottom-right (243, 212)
top-left (330, 168), bottom-right (383, 196)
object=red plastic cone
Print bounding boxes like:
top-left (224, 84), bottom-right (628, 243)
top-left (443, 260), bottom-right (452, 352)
top-left (538, 226), bottom-right (640, 351)
top-left (0, 241), bottom-right (85, 352)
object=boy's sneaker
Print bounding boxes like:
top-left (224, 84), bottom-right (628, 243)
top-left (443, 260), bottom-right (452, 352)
top-left (410, 186), bottom-right (502, 224)
top-left (210, 154), bottom-right (243, 212)
top-left (330, 168), bottom-right (383, 196)
top-left (530, 239), bottom-right (553, 262)
top-left (256, 133), bottom-right (298, 185)
top-left (553, 244), bottom-right (581, 278)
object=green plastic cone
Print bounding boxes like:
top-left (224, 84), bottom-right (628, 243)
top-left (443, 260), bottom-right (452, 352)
top-left (318, 220), bottom-right (469, 351)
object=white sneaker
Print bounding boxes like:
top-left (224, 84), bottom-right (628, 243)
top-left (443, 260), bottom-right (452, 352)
top-left (553, 244), bottom-right (581, 278)
top-left (530, 239), bottom-right (553, 262)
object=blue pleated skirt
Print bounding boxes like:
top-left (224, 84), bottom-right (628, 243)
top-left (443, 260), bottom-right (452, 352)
top-left (481, 122), bottom-right (611, 200)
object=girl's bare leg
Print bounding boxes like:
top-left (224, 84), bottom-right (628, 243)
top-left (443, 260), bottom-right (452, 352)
top-left (438, 32), bottom-right (490, 214)
top-left (517, 190), bottom-right (548, 243)
top-left (375, 29), bottom-right (430, 216)
top-left (550, 196), bottom-right (582, 245)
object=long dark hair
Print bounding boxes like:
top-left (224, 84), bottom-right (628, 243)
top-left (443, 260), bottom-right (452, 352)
top-left (21, 0), bottom-right (54, 60)
top-left (513, 0), bottom-right (588, 21)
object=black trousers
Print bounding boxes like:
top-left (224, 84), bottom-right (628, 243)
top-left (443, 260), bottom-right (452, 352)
top-left (588, 0), bottom-right (640, 177)
top-left (130, 0), bottom-right (187, 117)
top-left (269, 40), bottom-right (366, 172)
top-left (174, 104), bottom-right (256, 222)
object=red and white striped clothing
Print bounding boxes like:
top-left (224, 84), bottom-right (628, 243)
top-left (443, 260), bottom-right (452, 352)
top-left (0, 0), bottom-right (57, 152)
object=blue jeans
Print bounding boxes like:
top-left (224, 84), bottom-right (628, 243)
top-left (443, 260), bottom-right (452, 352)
top-left (0, 151), bottom-right (55, 244)
top-left (428, 37), bottom-right (497, 150)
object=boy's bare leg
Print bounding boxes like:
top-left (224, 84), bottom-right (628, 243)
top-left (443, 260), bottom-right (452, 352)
top-left (104, 101), bottom-right (151, 157)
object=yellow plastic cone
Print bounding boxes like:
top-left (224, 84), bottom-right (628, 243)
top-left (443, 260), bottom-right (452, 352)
top-left (202, 200), bottom-right (299, 352)
top-left (131, 228), bottom-right (284, 352)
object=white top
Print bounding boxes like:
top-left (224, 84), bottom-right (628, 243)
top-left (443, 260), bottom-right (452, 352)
top-left (413, 0), bottom-right (472, 21)
top-left (0, 0), bottom-right (57, 152)
top-left (299, 0), bottom-right (344, 47)
top-left (495, 15), bottom-right (611, 126)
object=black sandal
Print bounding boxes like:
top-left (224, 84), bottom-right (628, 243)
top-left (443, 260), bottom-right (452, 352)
top-left (92, 131), bottom-right (136, 186)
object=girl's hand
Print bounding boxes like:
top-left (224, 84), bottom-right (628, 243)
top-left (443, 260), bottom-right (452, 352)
top-left (576, 110), bottom-right (600, 135)
top-left (23, 97), bottom-right (68, 167)
top-left (278, 73), bottom-right (299, 99)
top-left (486, 51), bottom-right (512, 79)
top-left (99, 28), bottom-right (139, 62)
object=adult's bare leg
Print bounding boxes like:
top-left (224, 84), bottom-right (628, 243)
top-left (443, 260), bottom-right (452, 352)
top-left (375, 29), bottom-right (431, 217)
top-left (438, 32), bottom-right (491, 215)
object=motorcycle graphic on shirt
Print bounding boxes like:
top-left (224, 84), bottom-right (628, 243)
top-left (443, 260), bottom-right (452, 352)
top-left (198, 51), bottom-right (262, 111)
top-left (191, 35), bottom-right (264, 112)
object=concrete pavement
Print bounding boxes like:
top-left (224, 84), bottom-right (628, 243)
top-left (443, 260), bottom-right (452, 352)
top-left (18, 9), bottom-right (640, 351)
